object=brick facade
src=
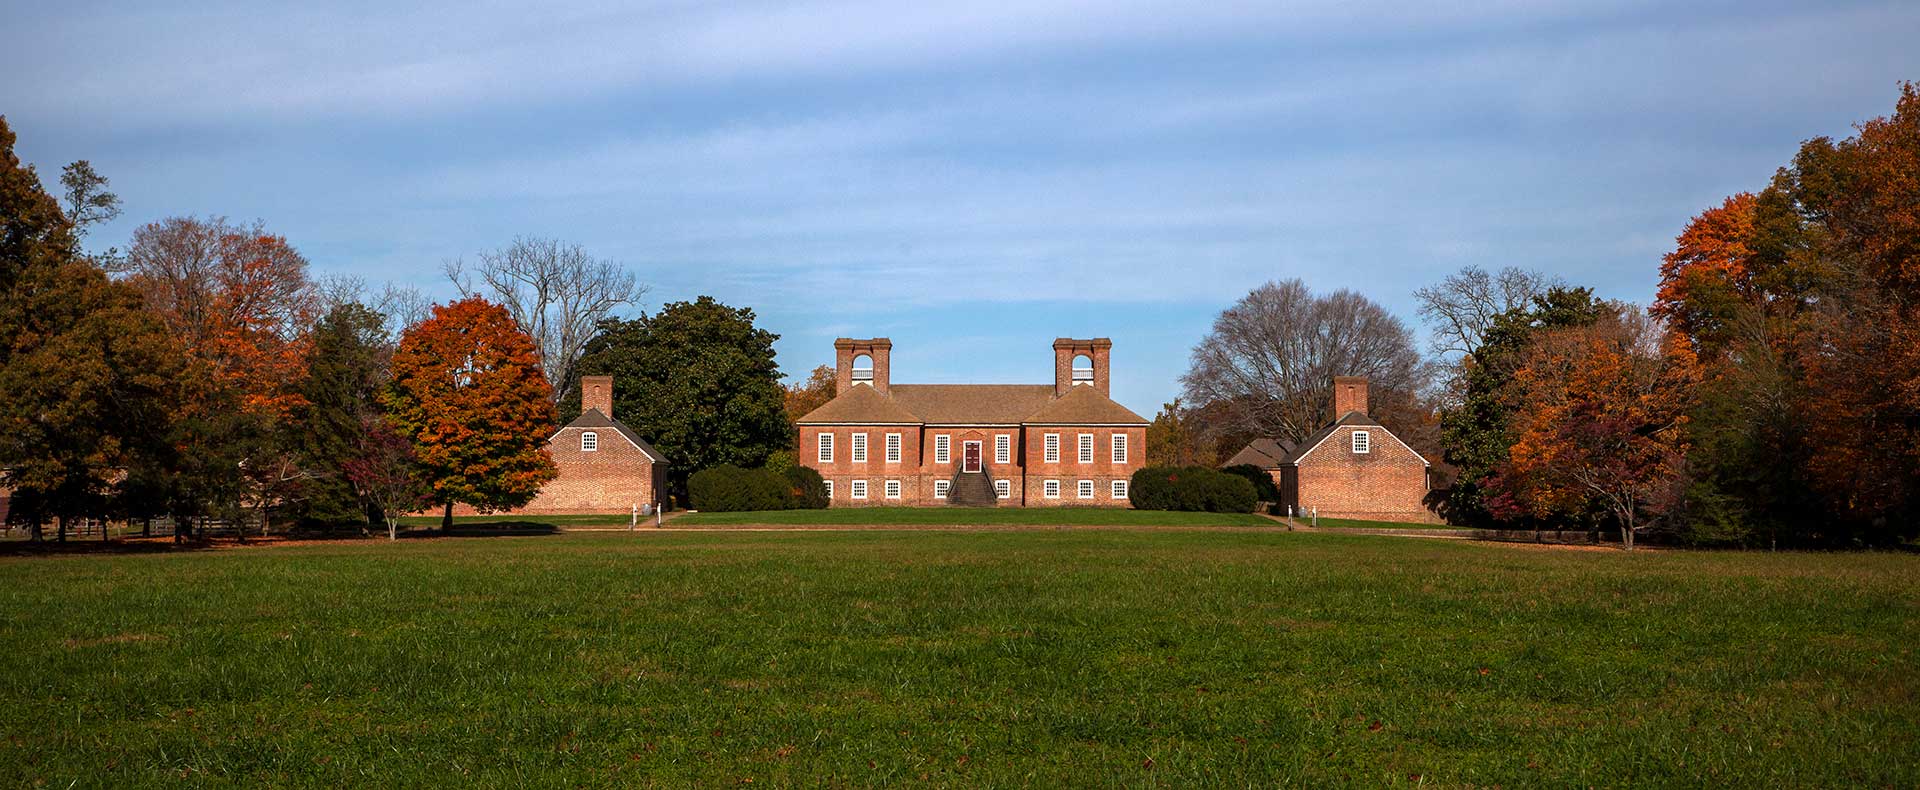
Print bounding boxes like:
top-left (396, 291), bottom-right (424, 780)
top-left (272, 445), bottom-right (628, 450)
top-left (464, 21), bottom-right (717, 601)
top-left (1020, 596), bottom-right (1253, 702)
top-left (451, 376), bottom-right (668, 516)
top-left (796, 338), bottom-right (1149, 508)
top-left (1230, 376), bottom-right (1437, 523)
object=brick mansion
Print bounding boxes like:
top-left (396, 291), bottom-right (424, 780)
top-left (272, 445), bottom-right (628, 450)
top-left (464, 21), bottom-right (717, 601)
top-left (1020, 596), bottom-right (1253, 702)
top-left (795, 338), bottom-right (1149, 507)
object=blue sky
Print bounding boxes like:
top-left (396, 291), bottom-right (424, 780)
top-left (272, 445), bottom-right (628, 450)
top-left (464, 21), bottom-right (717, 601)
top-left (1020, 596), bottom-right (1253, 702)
top-left (5, 1), bottom-right (1917, 416)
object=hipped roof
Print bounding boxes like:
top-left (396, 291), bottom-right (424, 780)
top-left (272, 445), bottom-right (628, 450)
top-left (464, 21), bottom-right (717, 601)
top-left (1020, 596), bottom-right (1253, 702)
top-left (797, 383), bottom-right (1147, 426)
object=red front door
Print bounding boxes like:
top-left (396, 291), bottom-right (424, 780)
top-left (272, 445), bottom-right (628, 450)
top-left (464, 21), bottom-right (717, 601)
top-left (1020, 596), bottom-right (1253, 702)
top-left (963, 441), bottom-right (982, 473)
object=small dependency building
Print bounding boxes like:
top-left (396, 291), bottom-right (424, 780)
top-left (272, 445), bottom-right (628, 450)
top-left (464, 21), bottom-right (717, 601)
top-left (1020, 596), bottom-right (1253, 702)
top-left (1226, 376), bottom-right (1435, 523)
top-left (796, 338), bottom-right (1149, 507)
top-left (498, 375), bottom-right (669, 515)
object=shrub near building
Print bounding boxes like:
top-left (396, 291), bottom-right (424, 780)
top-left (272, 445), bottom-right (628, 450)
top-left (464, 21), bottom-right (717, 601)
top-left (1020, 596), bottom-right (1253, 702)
top-left (1128, 467), bottom-right (1258, 513)
top-left (688, 465), bottom-right (829, 512)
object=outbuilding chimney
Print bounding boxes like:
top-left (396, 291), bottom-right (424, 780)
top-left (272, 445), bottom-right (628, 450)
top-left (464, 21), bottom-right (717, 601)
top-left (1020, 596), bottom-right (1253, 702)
top-left (582, 375), bottom-right (614, 417)
top-left (1333, 376), bottom-right (1369, 418)
top-left (834, 338), bottom-right (892, 395)
top-left (1053, 338), bottom-right (1112, 398)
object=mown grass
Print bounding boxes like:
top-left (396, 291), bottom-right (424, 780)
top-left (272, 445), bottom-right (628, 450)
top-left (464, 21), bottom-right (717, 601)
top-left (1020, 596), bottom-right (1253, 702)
top-left (1307, 517), bottom-right (1478, 531)
top-left (1, 531), bottom-right (1915, 786)
top-left (671, 506), bottom-right (1273, 527)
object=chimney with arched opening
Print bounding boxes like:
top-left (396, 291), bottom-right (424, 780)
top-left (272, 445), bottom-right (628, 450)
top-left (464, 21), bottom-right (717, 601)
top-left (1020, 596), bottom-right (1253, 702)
top-left (834, 338), bottom-right (892, 395)
top-left (1052, 338), bottom-right (1112, 398)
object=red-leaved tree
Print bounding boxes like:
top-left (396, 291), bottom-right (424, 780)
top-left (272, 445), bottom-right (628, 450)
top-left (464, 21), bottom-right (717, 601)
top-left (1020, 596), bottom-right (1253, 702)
top-left (384, 297), bottom-right (556, 528)
top-left (1491, 310), bottom-right (1700, 550)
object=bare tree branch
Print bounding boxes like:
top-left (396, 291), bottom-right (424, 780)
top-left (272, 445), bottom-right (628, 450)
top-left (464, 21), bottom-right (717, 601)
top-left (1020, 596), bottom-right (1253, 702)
top-left (1414, 265), bottom-right (1557, 360)
top-left (446, 237), bottom-right (647, 403)
top-left (1180, 279), bottom-right (1433, 445)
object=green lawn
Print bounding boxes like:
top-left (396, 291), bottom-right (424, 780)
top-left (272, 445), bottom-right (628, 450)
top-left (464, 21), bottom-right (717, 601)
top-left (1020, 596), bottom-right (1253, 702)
top-left (671, 506), bottom-right (1273, 527)
top-left (394, 513), bottom-right (638, 528)
top-left (1307, 516), bottom-right (1478, 531)
top-left (2, 531), bottom-right (1915, 785)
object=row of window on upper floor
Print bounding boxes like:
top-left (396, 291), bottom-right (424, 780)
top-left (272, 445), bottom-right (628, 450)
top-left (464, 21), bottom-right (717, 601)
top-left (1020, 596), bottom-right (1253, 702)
top-left (813, 431), bottom-right (1128, 465)
top-left (825, 478), bottom-right (1128, 501)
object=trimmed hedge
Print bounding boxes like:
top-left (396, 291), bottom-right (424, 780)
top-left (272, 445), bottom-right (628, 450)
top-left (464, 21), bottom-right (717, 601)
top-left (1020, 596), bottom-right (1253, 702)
top-left (688, 464), bottom-right (830, 512)
top-left (1222, 463), bottom-right (1282, 503)
top-left (1128, 466), bottom-right (1259, 513)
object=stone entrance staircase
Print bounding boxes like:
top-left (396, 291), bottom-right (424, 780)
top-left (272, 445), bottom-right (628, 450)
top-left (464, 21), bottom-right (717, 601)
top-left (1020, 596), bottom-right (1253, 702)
top-left (947, 470), bottom-right (998, 507)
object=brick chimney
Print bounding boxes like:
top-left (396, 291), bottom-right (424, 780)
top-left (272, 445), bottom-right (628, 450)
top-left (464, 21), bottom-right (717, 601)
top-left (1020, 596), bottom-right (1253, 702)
top-left (1053, 338), bottom-right (1112, 398)
top-left (582, 375), bottom-right (614, 417)
top-left (1333, 376), bottom-right (1368, 418)
top-left (834, 338), bottom-right (892, 395)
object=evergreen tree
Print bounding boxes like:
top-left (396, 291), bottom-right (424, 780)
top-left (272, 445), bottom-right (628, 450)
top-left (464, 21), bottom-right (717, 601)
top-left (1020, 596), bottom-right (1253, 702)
top-left (564, 296), bottom-right (788, 503)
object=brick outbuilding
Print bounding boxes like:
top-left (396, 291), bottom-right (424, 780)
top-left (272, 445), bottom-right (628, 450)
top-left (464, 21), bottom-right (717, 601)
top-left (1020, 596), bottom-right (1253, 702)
top-left (1225, 377), bottom-right (1435, 523)
top-left (493, 375), bottom-right (668, 516)
top-left (796, 337), bottom-right (1149, 507)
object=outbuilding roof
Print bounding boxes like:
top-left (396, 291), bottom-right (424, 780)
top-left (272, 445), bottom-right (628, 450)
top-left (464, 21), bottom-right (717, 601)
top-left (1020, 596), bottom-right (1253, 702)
top-left (557, 408), bottom-right (666, 462)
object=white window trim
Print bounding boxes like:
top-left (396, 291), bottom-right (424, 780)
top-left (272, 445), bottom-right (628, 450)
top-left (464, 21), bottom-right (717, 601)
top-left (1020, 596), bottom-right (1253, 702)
top-left (1043, 480), bottom-right (1060, 499)
top-left (994, 434), bottom-right (1011, 464)
top-left (1077, 480), bottom-right (1094, 499)
top-left (933, 480), bottom-right (950, 499)
top-left (1043, 433), bottom-right (1060, 463)
top-left (995, 480), bottom-right (1011, 499)
top-left (884, 479), bottom-right (901, 499)
top-left (885, 433), bottom-right (902, 463)
top-left (850, 480), bottom-right (868, 500)
top-left (580, 431), bottom-right (598, 452)
top-left (823, 480), bottom-right (834, 500)
top-left (1352, 430), bottom-right (1371, 454)
top-left (934, 434), bottom-right (951, 464)
top-left (818, 433), bottom-right (834, 463)
top-left (1078, 433), bottom-right (1094, 464)
top-left (851, 432), bottom-right (868, 463)
top-left (1112, 480), bottom-right (1129, 499)
top-left (1112, 434), bottom-right (1128, 464)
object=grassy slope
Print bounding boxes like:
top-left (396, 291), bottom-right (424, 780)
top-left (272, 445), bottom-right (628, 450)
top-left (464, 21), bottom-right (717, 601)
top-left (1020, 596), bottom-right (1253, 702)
top-left (670, 506), bottom-right (1273, 527)
top-left (1, 532), bottom-right (1914, 786)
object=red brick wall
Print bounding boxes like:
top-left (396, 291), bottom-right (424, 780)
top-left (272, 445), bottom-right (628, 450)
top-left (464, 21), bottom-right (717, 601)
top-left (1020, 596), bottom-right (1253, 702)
top-left (797, 424), bottom-right (1144, 507)
top-left (1019, 425), bottom-right (1144, 507)
top-left (1292, 426), bottom-right (1433, 523)
top-left (465, 427), bottom-right (661, 515)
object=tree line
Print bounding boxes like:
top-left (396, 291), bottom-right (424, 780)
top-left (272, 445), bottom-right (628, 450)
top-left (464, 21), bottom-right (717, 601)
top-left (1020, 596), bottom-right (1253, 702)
top-left (0, 117), bottom-right (793, 540)
top-left (1159, 83), bottom-right (1920, 549)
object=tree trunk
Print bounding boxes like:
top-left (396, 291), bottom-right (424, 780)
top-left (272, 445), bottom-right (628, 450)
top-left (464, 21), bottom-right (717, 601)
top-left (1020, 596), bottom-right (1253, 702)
top-left (142, 517), bottom-right (152, 538)
top-left (1620, 514), bottom-right (1635, 551)
top-left (56, 516), bottom-right (66, 543)
top-left (29, 519), bottom-right (42, 542)
top-left (388, 518), bottom-right (398, 541)
top-left (442, 501), bottom-right (453, 531)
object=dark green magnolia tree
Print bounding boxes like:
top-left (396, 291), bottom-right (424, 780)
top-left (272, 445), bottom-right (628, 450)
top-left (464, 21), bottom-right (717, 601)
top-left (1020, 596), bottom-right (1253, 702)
top-left (565, 296), bottom-right (789, 503)
top-left (1437, 286), bottom-right (1608, 527)
top-left (289, 302), bottom-right (394, 525)
top-left (0, 117), bottom-right (183, 539)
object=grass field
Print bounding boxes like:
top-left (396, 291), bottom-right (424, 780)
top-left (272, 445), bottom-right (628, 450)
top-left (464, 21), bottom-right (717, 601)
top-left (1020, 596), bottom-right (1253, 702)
top-left (2, 530), bottom-right (1915, 785)
top-left (670, 506), bottom-right (1274, 527)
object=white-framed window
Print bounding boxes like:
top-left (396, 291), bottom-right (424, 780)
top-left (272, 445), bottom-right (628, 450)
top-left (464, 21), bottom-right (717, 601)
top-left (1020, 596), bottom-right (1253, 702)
top-left (1078, 480), bottom-right (1094, 499)
top-left (934, 434), bottom-right (950, 464)
top-left (1044, 433), bottom-right (1060, 463)
top-left (1352, 430), bottom-right (1371, 454)
top-left (817, 433), bottom-right (834, 463)
top-left (850, 479), bottom-right (868, 499)
top-left (995, 434), bottom-right (1011, 464)
top-left (885, 433), bottom-right (901, 463)
top-left (995, 479), bottom-right (1011, 499)
top-left (823, 480), bottom-right (834, 499)
top-left (884, 479), bottom-right (901, 499)
top-left (1112, 480), bottom-right (1129, 499)
top-left (851, 432), bottom-right (868, 463)
top-left (580, 431), bottom-right (598, 452)
top-left (1043, 480), bottom-right (1060, 499)
top-left (1078, 433), bottom-right (1094, 464)
top-left (934, 480), bottom-right (950, 499)
top-left (1112, 434), bottom-right (1128, 464)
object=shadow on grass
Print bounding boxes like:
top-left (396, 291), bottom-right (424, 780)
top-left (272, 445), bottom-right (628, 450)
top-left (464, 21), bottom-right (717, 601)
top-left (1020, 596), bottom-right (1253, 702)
top-left (404, 521), bottom-right (563, 538)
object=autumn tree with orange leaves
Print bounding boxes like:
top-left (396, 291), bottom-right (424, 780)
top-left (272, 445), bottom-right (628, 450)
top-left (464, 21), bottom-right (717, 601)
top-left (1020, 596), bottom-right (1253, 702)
top-left (1652, 82), bottom-right (1920, 547)
top-left (384, 297), bottom-right (557, 529)
top-left (1489, 309), bottom-right (1699, 550)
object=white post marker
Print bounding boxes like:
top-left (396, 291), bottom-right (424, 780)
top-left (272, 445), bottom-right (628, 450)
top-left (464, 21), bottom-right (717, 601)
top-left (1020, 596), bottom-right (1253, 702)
top-left (630, 504), bottom-right (637, 531)
top-left (1311, 507), bottom-right (1317, 528)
